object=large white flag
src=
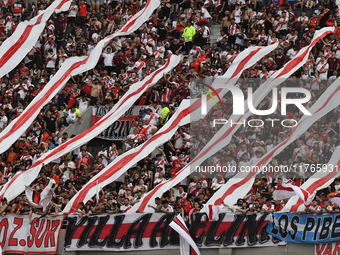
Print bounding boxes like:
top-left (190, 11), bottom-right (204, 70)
top-left (169, 215), bottom-right (201, 255)
top-left (25, 179), bottom-right (56, 211)
top-left (273, 183), bottom-right (314, 207)
top-left (0, 0), bottom-right (71, 78)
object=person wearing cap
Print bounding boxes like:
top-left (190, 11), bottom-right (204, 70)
top-left (182, 21), bottom-right (196, 53)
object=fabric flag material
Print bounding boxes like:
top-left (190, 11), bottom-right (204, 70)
top-left (0, 52), bottom-right (179, 203)
top-left (283, 144), bottom-right (340, 212)
top-left (0, 0), bottom-right (161, 155)
top-left (0, 0), bottom-right (71, 78)
top-left (130, 27), bottom-right (335, 213)
top-left (169, 215), bottom-right (201, 255)
top-left (208, 75), bottom-right (340, 205)
top-left (207, 76), bottom-right (340, 208)
top-left (330, 193), bottom-right (340, 207)
top-left (273, 183), bottom-right (314, 207)
top-left (203, 204), bottom-right (220, 221)
top-left (63, 45), bottom-right (278, 213)
top-left (25, 179), bottom-right (56, 211)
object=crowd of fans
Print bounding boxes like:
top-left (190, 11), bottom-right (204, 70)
top-left (0, 0), bottom-right (340, 217)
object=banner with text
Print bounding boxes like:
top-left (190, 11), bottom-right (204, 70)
top-left (92, 105), bottom-right (146, 140)
top-left (315, 242), bottom-right (340, 255)
top-left (0, 213), bottom-right (64, 254)
top-left (64, 212), bottom-right (285, 251)
top-left (268, 213), bottom-right (340, 243)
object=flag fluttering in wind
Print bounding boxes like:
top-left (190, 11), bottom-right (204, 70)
top-left (273, 183), bottom-right (314, 207)
top-left (283, 145), bottom-right (340, 212)
top-left (169, 215), bottom-right (201, 255)
top-left (25, 179), bottom-right (56, 211)
top-left (203, 204), bottom-right (221, 221)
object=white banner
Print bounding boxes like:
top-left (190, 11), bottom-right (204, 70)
top-left (0, 214), bottom-right (64, 254)
top-left (92, 105), bottom-right (145, 140)
top-left (64, 212), bottom-right (284, 251)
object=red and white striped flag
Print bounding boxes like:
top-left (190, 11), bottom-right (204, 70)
top-left (203, 204), bottom-right (220, 221)
top-left (0, 52), bottom-right (179, 203)
top-left (273, 183), bottom-right (314, 207)
top-left (129, 27), bottom-right (335, 213)
top-left (62, 45), bottom-right (277, 213)
top-left (207, 76), bottom-right (340, 208)
top-left (0, 0), bottom-right (161, 154)
top-left (283, 144), bottom-right (340, 212)
top-left (25, 179), bottom-right (56, 211)
top-left (169, 215), bottom-right (201, 255)
top-left (0, 0), bottom-right (71, 78)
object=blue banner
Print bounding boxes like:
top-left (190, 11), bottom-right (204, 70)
top-left (267, 213), bottom-right (340, 243)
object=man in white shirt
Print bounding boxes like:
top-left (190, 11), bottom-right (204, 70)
top-left (97, 145), bottom-right (110, 167)
top-left (279, 12), bottom-right (288, 36)
top-left (317, 56), bottom-right (329, 82)
top-left (102, 47), bottom-right (116, 74)
top-left (46, 49), bottom-right (57, 70)
top-left (67, 1), bottom-right (78, 27)
top-left (176, 186), bottom-right (187, 199)
top-left (232, 4), bottom-right (242, 24)
top-left (144, 108), bottom-right (160, 126)
top-left (298, 10), bottom-right (309, 30)
top-left (160, 200), bottom-right (174, 215)
top-left (261, 200), bottom-right (274, 213)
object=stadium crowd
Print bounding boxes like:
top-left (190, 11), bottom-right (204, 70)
top-left (0, 0), bottom-right (340, 217)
